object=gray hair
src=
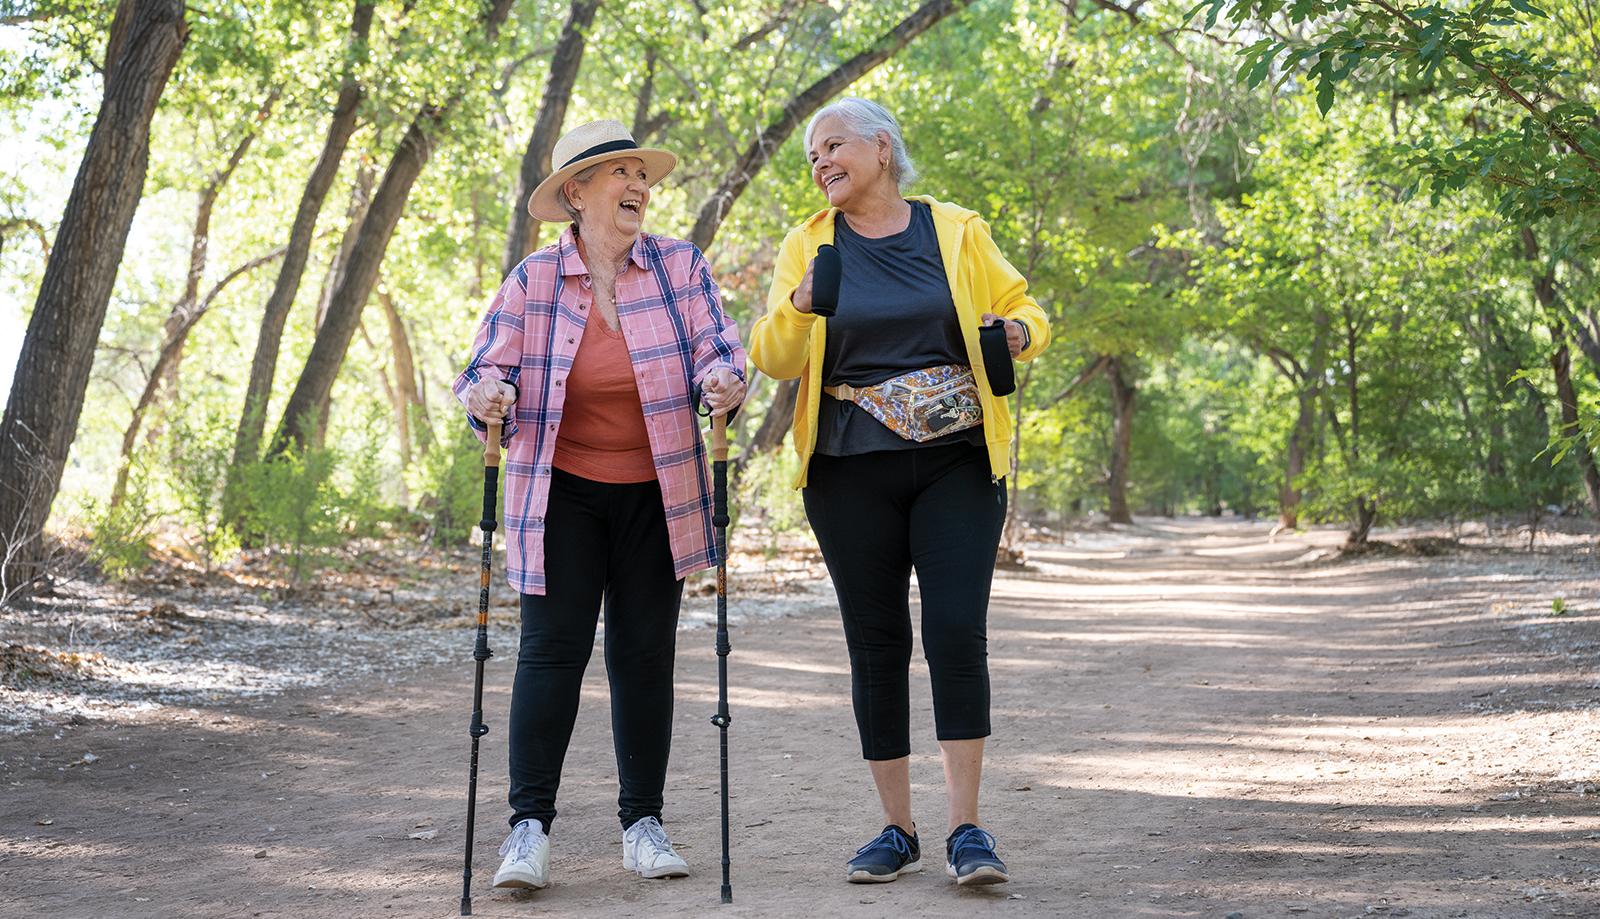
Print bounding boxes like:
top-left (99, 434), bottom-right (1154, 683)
top-left (803, 96), bottom-right (918, 191)
top-left (556, 162), bottom-right (603, 224)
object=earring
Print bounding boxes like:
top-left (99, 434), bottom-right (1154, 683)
top-left (576, 204), bottom-right (584, 210)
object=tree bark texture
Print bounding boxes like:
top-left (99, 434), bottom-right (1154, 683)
top-left (1522, 228), bottom-right (1600, 516)
top-left (1551, 328), bottom-right (1600, 515)
top-left (376, 283), bottom-right (430, 469)
top-left (0, 0), bottom-right (188, 596)
top-left (501, 0), bottom-right (600, 279)
top-left (1106, 357), bottom-right (1135, 525)
top-left (266, 0), bottom-right (514, 457)
top-left (230, 0), bottom-right (374, 472)
top-left (687, 0), bottom-right (974, 251)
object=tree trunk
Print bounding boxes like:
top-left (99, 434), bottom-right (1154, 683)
top-left (307, 164), bottom-right (375, 450)
top-left (1551, 328), bottom-right (1600, 515)
top-left (266, 0), bottom-right (515, 457)
top-left (376, 282), bottom-right (430, 468)
top-left (1106, 357), bottom-right (1135, 525)
top-left (1279, 308), bottom-right (1328, 530)
top-left (1348, 498), bottom-right (1377, 546)
top-left (687, 0), bottom-right (975, 251)
top-left (0, 0), bottom-right (188, 596)
top-left (1523, 229), bottom-right (1600, 516)
top-left (1338, 302), bottom-right (1370, 544)
top-left (230, 0), bottom-right (374, 478)
top-left (501, 0), bottom-right (601, 278)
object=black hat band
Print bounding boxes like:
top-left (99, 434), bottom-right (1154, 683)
top-left (562, 138), bottom-right (639, 170)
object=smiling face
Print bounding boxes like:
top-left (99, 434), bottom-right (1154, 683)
top-left (566, 156), bottom-right (651, 240)
top-left (808, 115), bottom-right (893, 211)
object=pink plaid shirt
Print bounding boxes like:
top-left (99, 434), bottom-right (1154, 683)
top-left (453, 227), bottom-right (745, 595)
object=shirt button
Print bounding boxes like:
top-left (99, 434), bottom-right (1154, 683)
top-left (555, 380), bottom-right (562, 386)
top-left (548, 423), bottom-right (556, 431)
top-left (579, 304), bottom-right (587, 310)
top-left (567, 338), bottom-right (575, 344)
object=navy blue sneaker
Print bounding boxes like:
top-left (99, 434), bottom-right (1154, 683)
top-left (846, 824), bottom-right (921, 883)
top-left (945, 824), bottom-right (1009, 885)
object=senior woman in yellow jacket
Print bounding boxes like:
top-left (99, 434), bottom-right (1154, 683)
top-left (749, 96), bottom-right (1048, 888)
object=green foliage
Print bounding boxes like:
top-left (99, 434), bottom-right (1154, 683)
top-left (235, 439), bottom-right (343, 586)
top-left (165, 401), bottom-right (241, 572)
top-left (1192, 0), bottom-right (1600, 228)
top-left (735, 437), bottom-right (810, 547)
top-left (333, 401), bottom-right (395, 539)
top-left (1551, 596), bottom-right (1568, 615)
top-left (9, 0), bottom-right (1600, 565)
top-left (421, 421), bottom-right (495, 548)
top-left (80, 459), bottom-right (157, 580)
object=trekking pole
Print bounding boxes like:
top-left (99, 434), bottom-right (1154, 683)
top-left (709, 412), bottom-right (733, 904)
top-left (460, 419), bottom-right (501, 916)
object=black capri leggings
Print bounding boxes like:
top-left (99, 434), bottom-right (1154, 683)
top-left (802, 443), bottom-right (1006, 761)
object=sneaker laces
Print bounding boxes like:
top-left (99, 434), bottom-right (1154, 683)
top-left (499, 819), bottom-right (545, 859)
top-left (631, 817), bottom-right (676, 855)
top-left (855, 826), bottom-right (913, 858)
top-left (948, 825), bottom-right (997, 858)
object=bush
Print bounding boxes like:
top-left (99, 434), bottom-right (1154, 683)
top-left (81, 455), bottom-right (157, 580)
top-left (735, 439), bottom-right (810, 553)
top-left (235, 443), bottom-right (343, 586)
top-left (421, 420), bottom-right (494, 547)
top-left (164, 401), bottom-right (239, 572)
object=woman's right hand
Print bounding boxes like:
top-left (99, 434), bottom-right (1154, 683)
top-left (790, 257), bottom-right (817, 314)
top-left (467, 378), bottom-right (516, 422)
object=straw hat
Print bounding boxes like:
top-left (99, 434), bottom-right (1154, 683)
top-left (528, 120), bottom-right (677, 222)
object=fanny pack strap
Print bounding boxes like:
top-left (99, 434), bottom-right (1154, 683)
top-left (823, 382), bottom-right (860, 401)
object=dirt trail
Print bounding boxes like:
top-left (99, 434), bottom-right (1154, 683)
top-left (1, 518), bottom-right (1597, 918)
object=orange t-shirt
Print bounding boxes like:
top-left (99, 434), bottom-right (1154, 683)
top-left (551, 314), bottom-right (657, 483)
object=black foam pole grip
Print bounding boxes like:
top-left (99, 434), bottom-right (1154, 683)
top-left (978, 321), bottom-right (1017, 397)
top-left (810, 244), bottom-right (841, 318)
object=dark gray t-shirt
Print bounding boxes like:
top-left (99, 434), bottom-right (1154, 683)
top-left (815, 201), bottom-right (983, 456)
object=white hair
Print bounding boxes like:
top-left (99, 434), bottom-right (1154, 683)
top-left (804, 96), bottom-right (918, 191)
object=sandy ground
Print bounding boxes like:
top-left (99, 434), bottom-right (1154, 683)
top-left (1, 517), bottom-right (1597, 918)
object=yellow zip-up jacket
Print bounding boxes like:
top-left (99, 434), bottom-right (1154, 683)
top-left (749, 196), bottom-right (1050, 488)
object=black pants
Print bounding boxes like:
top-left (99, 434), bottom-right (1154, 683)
top-left (802, 444), bottom-right (1006, 761)
top-left (507, 469), bottom-right (685, 831)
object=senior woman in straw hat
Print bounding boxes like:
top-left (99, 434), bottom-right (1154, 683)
top-left (749, 97), bottom-right (1048, 888)
top-left (454, 119), bottom-right (746, 890)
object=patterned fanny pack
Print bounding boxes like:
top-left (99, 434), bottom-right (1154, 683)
top-left (823, 364), bottom-right (982, 442)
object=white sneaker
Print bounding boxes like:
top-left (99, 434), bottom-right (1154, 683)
top-left (493, 818), bottom-right (549, 888)
top-left (622, 816), bottom-right (690, 878)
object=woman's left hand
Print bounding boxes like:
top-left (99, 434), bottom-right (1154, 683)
top-left (981, 313), bottom-right (1028, 358)
top-left (700, 367), bottom-right (746, 417)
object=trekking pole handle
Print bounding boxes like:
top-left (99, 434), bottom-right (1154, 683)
top-left (711, 413), bottom-right (727, 463)
top-left (485, 419), bottom-right (502, 468)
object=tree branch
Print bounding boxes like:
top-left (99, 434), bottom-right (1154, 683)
top-left (1047, 354), bottom-right (1111, 405)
